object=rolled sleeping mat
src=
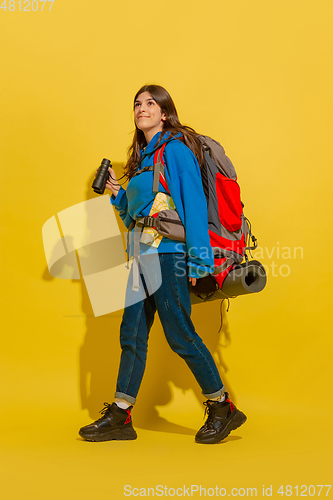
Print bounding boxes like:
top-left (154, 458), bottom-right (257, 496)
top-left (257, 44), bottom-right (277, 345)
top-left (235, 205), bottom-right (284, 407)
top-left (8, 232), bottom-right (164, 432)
top-left (221, 260), bottom-right (267, 298)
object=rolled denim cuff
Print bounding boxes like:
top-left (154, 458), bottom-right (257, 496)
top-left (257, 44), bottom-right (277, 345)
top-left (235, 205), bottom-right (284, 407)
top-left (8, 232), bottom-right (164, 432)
top-left (115, 391), bottom-right (136, 405)
top-left (202, 386), bottom-right (225, 400)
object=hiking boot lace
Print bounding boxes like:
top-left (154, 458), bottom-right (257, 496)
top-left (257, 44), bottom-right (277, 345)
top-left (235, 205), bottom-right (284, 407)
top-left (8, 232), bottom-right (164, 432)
top-left (93, 402), bottom-right (113, 423)
top-left (203, 401), bottom-right (218, 429)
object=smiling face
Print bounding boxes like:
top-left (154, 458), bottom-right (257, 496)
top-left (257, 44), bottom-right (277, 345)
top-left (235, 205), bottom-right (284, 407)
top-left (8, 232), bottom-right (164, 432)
top-left (134, 91), bottom-right (167, 143)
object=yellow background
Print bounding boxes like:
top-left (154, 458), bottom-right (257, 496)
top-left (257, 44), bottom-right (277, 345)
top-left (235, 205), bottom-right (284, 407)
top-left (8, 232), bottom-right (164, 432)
top-left (1, 0), bottom-right (332, 498)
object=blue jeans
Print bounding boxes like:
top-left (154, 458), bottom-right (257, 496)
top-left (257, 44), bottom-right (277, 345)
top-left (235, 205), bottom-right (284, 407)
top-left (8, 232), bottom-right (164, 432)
top-left (115, 252), bottom-right (225, 405)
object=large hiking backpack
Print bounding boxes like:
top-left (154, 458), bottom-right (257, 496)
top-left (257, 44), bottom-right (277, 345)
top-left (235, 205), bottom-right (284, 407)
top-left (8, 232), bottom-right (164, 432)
top-left (134, 135), bottom-right (266, 300)
top-left (194, 135), bottom-right (260, 299)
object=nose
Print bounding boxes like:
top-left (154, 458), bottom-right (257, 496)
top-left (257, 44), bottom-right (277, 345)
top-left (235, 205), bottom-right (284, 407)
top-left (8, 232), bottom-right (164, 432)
top-left (140, 103), bottom-right (148, 113)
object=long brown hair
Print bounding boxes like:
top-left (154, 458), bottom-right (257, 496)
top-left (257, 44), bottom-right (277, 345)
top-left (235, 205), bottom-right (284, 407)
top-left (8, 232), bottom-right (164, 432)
top-left (124, 84), bottom-right (204, 179)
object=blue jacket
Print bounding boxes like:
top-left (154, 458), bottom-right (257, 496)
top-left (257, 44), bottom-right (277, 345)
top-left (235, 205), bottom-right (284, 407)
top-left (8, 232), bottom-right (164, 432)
top-left (110, 131), bottom-right (214, 279)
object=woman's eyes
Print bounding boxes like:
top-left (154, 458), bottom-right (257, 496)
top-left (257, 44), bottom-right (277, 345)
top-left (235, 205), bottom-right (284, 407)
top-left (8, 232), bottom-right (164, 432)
top-left (135, 101), bottom-right (155, 107)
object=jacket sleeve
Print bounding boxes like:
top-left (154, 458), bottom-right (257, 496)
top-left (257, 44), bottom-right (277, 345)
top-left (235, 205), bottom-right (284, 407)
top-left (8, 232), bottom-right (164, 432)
top-left (110, 187), bottom-right (135, 229)
top-left (163, 141), bottom-right (214, 279)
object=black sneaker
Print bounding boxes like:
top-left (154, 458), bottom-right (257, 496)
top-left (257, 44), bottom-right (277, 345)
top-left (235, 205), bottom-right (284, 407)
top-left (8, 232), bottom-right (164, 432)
top-left (79, 402), bottom-right (137, 442)
top-left (195, 393), bottom-right (247, 444)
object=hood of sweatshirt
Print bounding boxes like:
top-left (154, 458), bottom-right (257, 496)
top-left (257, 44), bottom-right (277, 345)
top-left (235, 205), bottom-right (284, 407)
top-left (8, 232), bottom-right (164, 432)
top-left (138, 130), bottom-right (182, 167)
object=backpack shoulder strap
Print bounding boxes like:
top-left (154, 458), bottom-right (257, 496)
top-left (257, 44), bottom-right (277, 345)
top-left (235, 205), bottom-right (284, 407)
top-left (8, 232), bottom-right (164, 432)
top-left (152, 143), bottom-right (170, 194)
top-left (197, 135), bottom-right (237, 180)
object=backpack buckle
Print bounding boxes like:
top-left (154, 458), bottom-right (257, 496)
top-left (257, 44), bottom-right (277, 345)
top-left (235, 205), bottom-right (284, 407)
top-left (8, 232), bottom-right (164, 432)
top-left (143, 216), bottom-right (155, 228)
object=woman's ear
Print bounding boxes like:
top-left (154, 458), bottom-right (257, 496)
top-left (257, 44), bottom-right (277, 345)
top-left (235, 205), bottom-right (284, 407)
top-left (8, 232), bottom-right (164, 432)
top-left (161, 112), bottom-right (167, 122)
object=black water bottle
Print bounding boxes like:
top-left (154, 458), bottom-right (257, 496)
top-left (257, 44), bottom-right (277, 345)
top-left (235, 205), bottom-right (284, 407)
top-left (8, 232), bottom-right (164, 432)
top-left (92, 158), bottom-right (111, 194)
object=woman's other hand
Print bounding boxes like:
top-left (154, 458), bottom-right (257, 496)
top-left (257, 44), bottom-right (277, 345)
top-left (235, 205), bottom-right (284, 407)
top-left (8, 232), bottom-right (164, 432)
top-left (189, 277), bottom-right (197, 286)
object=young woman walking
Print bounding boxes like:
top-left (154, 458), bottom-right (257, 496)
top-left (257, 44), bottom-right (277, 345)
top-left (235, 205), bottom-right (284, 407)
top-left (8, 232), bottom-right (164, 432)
top-left (79, 84), bottom-right (247, 444)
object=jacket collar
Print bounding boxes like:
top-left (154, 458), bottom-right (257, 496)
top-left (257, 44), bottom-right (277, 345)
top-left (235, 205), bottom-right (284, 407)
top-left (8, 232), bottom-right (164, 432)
top-left (144, 131), bottom-right (163, 153)
top-left (139, 130), bottom-right (182, 160)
